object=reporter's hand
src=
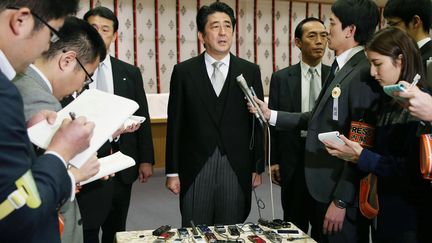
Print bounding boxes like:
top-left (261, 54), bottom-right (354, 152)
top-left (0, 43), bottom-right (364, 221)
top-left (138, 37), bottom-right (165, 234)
top-left (270, 164), bottom-right (281, 185)
top-left (27, 110), bottom-right (57, 128)
top-left (323, 202), bottom-right (346, 235)
top-left (396, 81), bottom-right (432, 121)
top-left (166, 176), bottom-right (180, 195)
top-left (246, 96), bottom-right (271, 121)
top-left (69, 154), bottom-right (100, 183)
top-left (47, 116), bottom-right (95, 162)
top-left (124, 122), bottom-right (141, 133)
top-left (323, 135), bottom-right (363, 163)
top-left (252, 172), bottom-right (262, 188)
top-left (139, 163), bottom-right (153, 183)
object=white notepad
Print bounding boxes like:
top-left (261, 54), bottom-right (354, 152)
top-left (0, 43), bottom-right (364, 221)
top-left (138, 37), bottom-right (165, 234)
top-left (27, 89), bottom-right (139, 168)
top-left (80, 151), bottom-right (136, 185)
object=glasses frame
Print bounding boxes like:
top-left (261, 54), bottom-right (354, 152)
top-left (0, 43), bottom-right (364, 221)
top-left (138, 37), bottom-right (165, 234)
top-left (61, 50), bottom-right (94, 87)
top-left (386, 20), bottom-right (403, 27)
top-left (75, 57), bottom-right (95, 86)
top-left (7, 6), bottom-right (60, 43)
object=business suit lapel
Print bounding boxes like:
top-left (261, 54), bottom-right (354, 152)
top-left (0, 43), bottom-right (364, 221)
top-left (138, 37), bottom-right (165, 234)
top-left (312, 51), bottom-right (364, 117)
top-left (288, 64), bottom-right (302, 112)
top-left (110, 56), bottom-right (128, 97)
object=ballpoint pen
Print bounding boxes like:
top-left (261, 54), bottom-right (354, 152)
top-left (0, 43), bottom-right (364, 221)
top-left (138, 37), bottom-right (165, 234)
top-left (69, 112), bottom-right (76, 120)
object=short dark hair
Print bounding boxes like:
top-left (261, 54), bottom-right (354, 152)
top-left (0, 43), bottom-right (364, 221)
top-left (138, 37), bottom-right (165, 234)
top-left (331, 0), bottom-right (379, 45)
top-left (384, 0), bottom-right (432, 33)
top-left (366, 27), bottom-right (426, 87)
top-left (196, 1), bottom-right (236, 34)
top-left (42, 17), bottom-right (106, 68)
top-left (0, 0), bottom-right (79, 30)
top-left (294, 17), bottom-right (325, 39)
top-left (83, 6), bottom-right (119, 33)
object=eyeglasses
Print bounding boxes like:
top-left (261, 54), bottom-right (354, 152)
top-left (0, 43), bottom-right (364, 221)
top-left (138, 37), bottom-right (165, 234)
top-left (61, 50), bottom-right (94, 87)
top-left (387, 20), bottom-right (403, 27)
top-left (7, 6), bottom-right (60, 43)
top-left (75, 57), bottom-right (95, 86)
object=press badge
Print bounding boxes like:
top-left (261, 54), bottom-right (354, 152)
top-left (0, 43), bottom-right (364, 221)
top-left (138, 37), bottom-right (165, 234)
top-left (332, 85), bottom-right (341, 121)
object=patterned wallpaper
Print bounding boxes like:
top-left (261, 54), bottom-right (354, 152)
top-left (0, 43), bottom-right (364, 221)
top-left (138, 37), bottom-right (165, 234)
top-left (76, 0), bottom-right (380, 95)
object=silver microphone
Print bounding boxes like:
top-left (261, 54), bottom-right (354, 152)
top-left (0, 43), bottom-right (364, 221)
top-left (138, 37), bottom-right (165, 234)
top-left (236, 74), bottom-right (268, 126)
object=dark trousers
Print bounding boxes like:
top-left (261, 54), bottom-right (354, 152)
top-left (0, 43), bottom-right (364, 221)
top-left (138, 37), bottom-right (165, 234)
top-left (280, 162), bottom-right (314, 235)
top-left (181, 148), bottom-right (245, 227)
top-left (83, 177), bottom-right (132, 243)
top-left (310, 199), bottom-right (370, 243)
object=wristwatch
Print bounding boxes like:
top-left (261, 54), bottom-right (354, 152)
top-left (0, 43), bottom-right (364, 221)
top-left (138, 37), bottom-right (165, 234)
top-left (333, 199), bottom-right (347, 209)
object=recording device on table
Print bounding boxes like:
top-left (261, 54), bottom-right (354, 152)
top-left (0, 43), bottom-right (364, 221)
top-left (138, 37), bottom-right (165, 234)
top-left (227, 225), bottom-right (241, 236)
top-left (152, 225), bottom-right (171, 236)
top-left (236, 74), bottom-right (268, 127)
top-left (247, 235), bottom-right (265, 243)
top-left (214, 224), bottom-right (226, 234)
top-left (318, 131), bottom-right (345, 145)
top-left (197, 225), bottom-right (212, 234)
top-left (248, 224), bottom-right (263, 234)
top-left (177, 227), bottom-right (189, 238)
top-left (189, 220), bottom-right (201, 236)
top-left (153, 232), bottom-right (175, 243)
top-left (258, 218), bottom-right (291, 229)
top-left (263, 230), bottom-right (282, 243)
top-left (204, 232), bottom-right (218, 243)
top-left (383, 73), bottom-right (420, 100)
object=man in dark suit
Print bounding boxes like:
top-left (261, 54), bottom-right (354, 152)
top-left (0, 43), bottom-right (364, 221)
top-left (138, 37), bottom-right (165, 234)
top-left (268, 17), bottom-right (329, 236)
top-left (0, 1), bottom-right (98, 242)
top-left (252, 0), bottom-right (381, 242)
top-left (79, 7), bottom-right (155, 243)
top-left (384, 0), bottom-right (432, 88)
top-left (165, 1), bottom-right (264, 227)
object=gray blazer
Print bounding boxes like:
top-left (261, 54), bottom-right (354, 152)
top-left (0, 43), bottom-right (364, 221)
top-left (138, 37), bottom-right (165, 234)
top-left (13, 66), bottom-right (61, 121)
top-left (13, 66), bottom-right (83, 243)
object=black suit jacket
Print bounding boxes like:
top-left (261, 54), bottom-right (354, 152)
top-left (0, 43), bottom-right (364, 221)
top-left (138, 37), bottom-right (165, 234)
top-left (0, 71), bottom-right (71, 243)
top-left (166, 53), bottom-right (265, 219)
top-left (420, 40), bottom-right (432, 66)
top-left (77, 56), bottom-right (154, 228)
top-left (268, 63), bottom-right (330, 185)
top-left (420, 40), bottom-right (432, 89)
top-left (276, 51), bottom-right (382, 204)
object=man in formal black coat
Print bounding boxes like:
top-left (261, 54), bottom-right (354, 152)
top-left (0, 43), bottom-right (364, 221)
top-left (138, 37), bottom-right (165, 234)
top-left (268, 17), bottom-right (329, 236)
top-left (78, 7), bottom-right (155, 243)
top-left (165, 1), bottom-right (265, 226)
top-left (0, 1), bottom-right (98, 242)
top-left (251, 0), bottom-right (382, 242)
top-left (384, 0), bottom-right (432, 88)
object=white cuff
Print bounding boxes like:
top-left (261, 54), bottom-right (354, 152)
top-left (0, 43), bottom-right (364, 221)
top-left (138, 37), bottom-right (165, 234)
top-left (269, 110), bottom-right (278, 126)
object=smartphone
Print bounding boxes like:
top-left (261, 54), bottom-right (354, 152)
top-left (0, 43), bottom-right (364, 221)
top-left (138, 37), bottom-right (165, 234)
top-left (247, 235), bottom-right (266, 243)
top-left (227, 225), bottom-right (240, 236)
top-left (383, 83), bottom-right (406, 97)
top-left (214, 224), bottom-right (226, 234)
top-left (318, 131), bottom-right (345, 145)
top-left (249, 224), bottom-right (263, 234)
top-left (197, 225), bottom-right (211, 234)
top-left (204, 232), bottom-right (217, 243)
top-left (177, 228), bottom-right (189, 238)
top-left (192, 235), bottom-right (206, 243)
